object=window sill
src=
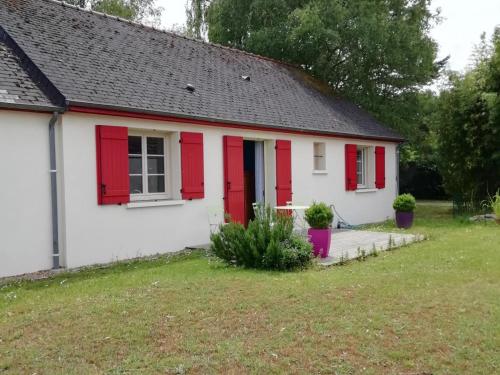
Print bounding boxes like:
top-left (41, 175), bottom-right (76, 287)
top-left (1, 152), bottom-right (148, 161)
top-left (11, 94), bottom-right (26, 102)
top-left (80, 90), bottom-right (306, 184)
top-left (312, 170), bottom-right (328, 175)
top-left (355, 188), bottom-right (377, 194)
top-left (127, 200), bottom-right (186, 209)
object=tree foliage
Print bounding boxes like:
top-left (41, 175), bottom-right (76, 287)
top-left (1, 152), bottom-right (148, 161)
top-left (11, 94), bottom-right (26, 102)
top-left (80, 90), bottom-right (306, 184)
top-left (435, 30), bottom-right (500, 200)
top-left (64, 0), bottom-right (163, 25)
top-left (185, 0), bottom-right (209, 39)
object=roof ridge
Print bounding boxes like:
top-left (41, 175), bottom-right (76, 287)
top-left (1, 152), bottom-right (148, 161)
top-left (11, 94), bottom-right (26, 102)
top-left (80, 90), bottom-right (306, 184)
top-left (44, 0), bottom-right (299, 69)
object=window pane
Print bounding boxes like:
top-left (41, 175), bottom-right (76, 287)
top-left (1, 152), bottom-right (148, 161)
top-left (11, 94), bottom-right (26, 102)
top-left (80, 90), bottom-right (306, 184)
top-left (147, 137), bottom-right (164, 155)
top-left (148, 175), bottom-right (165, 193)
top-left (313, 142), bottom-right (326, 170)
top-left (130, 176), bottom-right (143, 194)
top-left (147, 156), bottom-right (165, 174)
top-left (356, 149), bottom-right (363, 185)
top-left (129, 156), bottom-right (142, 174)
top-left (128, 136), bottom-right (142, 154)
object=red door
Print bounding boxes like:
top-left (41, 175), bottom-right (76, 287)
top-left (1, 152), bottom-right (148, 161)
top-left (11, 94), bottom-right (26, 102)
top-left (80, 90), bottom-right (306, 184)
top-left (275, 140), bottom-right (292, 206)
top-left (223, 136), bottom-right (245, 224)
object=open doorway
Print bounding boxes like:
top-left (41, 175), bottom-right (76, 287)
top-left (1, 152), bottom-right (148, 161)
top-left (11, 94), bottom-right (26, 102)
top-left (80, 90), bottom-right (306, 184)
top-left (243, 140), bottom-right (265, 224)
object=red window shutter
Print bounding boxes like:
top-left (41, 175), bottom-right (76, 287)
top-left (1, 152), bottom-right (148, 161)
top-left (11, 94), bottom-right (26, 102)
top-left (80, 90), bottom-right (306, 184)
top-left (375, 146), bottom-right (386, 189)
top-left (223, 136), bottom-right (245, 224)
top-left (180, 132), bottom-right (205, 200)
top-left (276, 139), bottom-right (292, 206)
top-left (345, 144), bottom-right (357, 191)
top-left (95, 125), bottom-right (130, 205)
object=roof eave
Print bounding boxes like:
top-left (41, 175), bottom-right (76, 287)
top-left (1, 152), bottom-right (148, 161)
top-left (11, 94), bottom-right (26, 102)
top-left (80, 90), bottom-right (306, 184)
top-left (0, 102), bottom-right (64, 113)
top-left (67, 100), bottom-right (405, 143)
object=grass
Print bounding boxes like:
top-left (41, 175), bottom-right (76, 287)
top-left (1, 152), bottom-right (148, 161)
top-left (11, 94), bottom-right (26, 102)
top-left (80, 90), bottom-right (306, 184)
top-left (1, 203), bottom-right (499, 374)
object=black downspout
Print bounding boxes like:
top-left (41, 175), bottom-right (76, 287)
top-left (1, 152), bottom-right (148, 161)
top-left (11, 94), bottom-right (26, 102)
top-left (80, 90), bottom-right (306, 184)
top-left (49, 112), bottom-right (60, 269)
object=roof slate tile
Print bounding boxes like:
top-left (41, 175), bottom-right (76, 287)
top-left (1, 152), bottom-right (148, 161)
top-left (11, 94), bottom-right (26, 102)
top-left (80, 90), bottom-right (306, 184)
top-left (0, 38), bottom-right (55, 109)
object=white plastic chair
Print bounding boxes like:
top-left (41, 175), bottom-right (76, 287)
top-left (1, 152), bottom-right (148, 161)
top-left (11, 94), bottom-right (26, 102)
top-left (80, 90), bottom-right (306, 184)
top-left (207, 205), bottom-right (224, 233)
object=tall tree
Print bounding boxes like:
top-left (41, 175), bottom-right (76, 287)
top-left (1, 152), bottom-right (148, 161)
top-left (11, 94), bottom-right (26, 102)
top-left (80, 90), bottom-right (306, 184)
top-left (64, 0), bottom-right (163, 25)
top-left (185, 0), bottom-right (209, 39)
top-left (435, 30), bottom-right (500, 200)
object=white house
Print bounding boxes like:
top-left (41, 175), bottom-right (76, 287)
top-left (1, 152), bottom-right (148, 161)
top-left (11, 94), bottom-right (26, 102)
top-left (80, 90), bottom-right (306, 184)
top-left (0, 0), bottom-right (403, 278)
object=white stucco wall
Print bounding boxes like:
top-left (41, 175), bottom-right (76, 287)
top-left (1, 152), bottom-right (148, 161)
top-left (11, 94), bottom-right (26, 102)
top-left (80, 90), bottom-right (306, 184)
top-left (59, 113), bottom-right (398, 269)
top-left (0, 110), bottom-right (54, 277)
top-left (0, 110), bottom-right (398, 276)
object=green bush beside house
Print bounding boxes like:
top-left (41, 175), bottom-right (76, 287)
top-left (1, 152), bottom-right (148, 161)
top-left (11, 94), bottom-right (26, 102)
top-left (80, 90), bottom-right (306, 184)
top-left (210, 205), bottom-right (312, 271)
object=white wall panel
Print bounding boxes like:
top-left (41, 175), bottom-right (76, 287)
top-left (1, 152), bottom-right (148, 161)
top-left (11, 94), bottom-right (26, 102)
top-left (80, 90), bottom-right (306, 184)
top-left (0, 110), bottom-right (53, 277)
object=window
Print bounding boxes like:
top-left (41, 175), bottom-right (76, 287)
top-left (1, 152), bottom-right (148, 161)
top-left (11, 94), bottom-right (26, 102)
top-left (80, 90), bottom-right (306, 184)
top-left (356, 147), bottom-right (366, 187)
top-left (128, 134), bottom-right (170, 201)
top-left (313, 142), bottom-right (326, 171)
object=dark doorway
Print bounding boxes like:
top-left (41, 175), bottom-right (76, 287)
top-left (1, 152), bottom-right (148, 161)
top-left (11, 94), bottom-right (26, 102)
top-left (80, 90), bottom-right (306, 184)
top-left (244, 140), bottom-right (256, 224)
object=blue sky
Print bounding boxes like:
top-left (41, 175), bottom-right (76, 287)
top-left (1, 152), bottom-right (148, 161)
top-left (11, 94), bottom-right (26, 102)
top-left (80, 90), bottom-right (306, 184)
top-left (158, 0), bottom-right (500, 72)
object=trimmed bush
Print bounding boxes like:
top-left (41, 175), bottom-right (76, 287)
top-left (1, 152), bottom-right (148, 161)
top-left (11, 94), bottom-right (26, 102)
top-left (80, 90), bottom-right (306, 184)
top-left (393, 193), bottom-right (416, 212)
top-left (210, 205), bottom-right (312, 271)
top-left (305, 202), bottom-right (334, 229)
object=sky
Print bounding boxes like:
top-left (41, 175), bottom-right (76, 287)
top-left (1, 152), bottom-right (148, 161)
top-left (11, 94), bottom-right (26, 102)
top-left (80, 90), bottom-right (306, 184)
top-left (157, 0), bottom-right (500, 73)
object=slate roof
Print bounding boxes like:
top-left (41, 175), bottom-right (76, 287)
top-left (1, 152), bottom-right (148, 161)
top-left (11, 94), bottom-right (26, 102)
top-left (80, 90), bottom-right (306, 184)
top-left (0, 37), bottom-right (58, 111)
top-left (0, 0), bottom-right (403, 141)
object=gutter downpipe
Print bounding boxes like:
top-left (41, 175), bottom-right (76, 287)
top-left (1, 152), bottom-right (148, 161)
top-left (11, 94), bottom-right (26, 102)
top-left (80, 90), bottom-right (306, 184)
top-left (396, 142), bottom-right (403, 195)
top-left (49, 112), bottom-right (60, 269)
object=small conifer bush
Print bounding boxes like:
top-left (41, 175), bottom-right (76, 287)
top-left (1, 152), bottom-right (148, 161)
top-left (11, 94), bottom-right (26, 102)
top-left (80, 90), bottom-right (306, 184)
top-left (210, 205), bottom-right (312, 271)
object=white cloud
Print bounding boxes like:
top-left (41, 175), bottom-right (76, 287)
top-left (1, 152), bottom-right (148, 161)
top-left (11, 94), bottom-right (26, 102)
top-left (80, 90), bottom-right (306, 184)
top-left (158, 0), bottom-right (187, 29)
top-left (431, 0), bottom-right (499, 72)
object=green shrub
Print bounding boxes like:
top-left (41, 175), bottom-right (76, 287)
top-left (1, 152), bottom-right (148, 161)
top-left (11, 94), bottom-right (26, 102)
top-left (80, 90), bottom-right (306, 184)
top-left (483, 190), bottom-right (500, 217)
top-left (304, 202), bottom-right (334, 229)
top-left (210, 205), bottom-right (312, 270)
top-left (210, 221), bottom-right (247, 264)
top-left (393, 193), bottom-right (416, 212)
top-left (492, 193), bottom-right (500, 217)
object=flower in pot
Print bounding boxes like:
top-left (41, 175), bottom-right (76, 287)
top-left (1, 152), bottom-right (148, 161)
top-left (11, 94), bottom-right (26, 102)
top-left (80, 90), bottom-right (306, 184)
top-left (305, 202), bottom-right (334, 258)
top-left (393, 193), bottom-right (416, 229)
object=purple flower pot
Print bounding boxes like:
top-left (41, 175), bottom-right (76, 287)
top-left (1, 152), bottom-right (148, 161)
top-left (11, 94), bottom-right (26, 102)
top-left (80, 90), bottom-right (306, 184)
top-left (308, 228), bottom-right (331, 258)
top-left (395, 211), bottom-right (414, 229)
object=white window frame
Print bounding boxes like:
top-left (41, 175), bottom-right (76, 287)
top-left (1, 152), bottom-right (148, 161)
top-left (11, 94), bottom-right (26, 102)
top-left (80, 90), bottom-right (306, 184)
top-left (128, 131), bottom-right (171, 201)
top-left (313, 142), bottom-right (326, 172)
top-left (356, 146), bottom-right (367, 188)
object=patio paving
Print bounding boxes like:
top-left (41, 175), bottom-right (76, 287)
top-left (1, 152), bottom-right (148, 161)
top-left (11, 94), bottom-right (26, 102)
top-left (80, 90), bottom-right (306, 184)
top-left (318, 229), bottom-right (424, 266)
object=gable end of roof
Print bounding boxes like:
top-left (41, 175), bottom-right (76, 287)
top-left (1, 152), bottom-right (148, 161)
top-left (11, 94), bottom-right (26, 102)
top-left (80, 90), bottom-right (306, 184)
top-left (0, 25), bottom-right (65, 110)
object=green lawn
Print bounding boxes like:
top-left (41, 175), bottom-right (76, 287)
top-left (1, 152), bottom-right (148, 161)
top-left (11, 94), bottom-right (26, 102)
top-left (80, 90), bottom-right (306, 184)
top-left (1, 204), bottom-right (499, 374)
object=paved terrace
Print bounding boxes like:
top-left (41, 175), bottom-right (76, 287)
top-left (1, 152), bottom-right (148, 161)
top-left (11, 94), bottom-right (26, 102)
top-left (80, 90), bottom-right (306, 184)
top-left (319, 229), bottom-right (424, 266)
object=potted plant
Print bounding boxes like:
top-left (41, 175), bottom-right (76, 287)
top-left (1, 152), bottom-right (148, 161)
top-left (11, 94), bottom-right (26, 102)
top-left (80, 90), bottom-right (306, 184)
top-left (305, 202), bottom-right (334, 258)
top-left (393, 193), bottom-right (416, 229)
